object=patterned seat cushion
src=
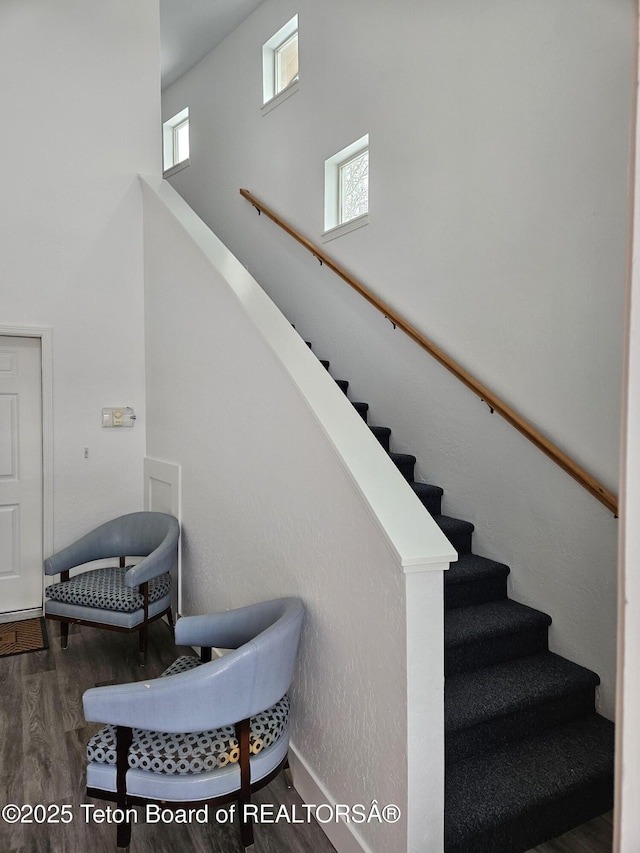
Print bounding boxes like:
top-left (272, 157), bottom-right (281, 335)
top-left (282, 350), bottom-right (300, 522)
top-left (87, 656), bottom-right (290, 775)
top-left (46, 567), bottom-right (171, 613)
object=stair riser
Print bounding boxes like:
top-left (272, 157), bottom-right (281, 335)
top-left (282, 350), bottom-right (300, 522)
top-left (352, 402), bottom-right (368, 422)
top-left (446, 688), bottom-right (596, 764)
top-left (392, 458), bottom-right (415, 482)
top-left (376, 434), bottom-right (391, 452)
top-left (369, 428), bottom-right (391, 452)
top-left (445, 628), bottom-right (549, 677)
top-left (445, 775), bottom-right (614, 853)
top-left (445, 577), bottom-right (508, 610)
top-left (444, 529), bottom-right (473, 555)
top-left (415, 492), bottom-right (442, 515)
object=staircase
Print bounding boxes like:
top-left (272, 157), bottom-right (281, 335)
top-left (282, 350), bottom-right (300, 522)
top-left (315, 347), bottom-right (615, 853)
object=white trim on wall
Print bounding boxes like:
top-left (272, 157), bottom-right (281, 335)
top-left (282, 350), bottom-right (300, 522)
top-left (614, 9), bottom-right (640, 851)
top-left (143, 457), bottom-right (182, 615)
top-left (288, 747), bottom-right (377, 853)
top-left (0, 324), bottom-right (54, 612)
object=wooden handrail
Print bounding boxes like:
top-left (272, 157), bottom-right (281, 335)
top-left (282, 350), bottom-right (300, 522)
top-left (240, 188), bottom-right (619, 516)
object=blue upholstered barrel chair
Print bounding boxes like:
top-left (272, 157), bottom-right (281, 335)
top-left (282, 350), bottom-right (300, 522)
top-left (82, 597), bottom-right (305, 850)
top-left (44, 512), bottom-right (180, 666)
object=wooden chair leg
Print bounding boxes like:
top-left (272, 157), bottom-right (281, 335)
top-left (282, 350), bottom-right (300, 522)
top-left (236, 718), bottom-right (254, 848)
top-left (239, 811), bottom-right (254, 848)
top-left (116, 821), bottom-right (132, 850)
top-left (283, 756), bottom-right (293, 789)
top-left (138, 582), bottom-right (149, 667)
top-left (116, 726), bottom-right (133, 849)
top-left (60, 621), bottom-right (69, 650)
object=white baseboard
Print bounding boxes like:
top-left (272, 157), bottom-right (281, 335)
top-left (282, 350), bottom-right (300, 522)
top-left (0, 608), bottom-right (43, 625)
top-left (288, 743), bottom-right (374, 853)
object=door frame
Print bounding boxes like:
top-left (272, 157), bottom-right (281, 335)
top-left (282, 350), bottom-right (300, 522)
top-left (0, 325), bottom-right (53, 622)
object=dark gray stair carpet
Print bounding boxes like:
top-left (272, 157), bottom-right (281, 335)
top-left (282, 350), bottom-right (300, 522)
top-left (389, 451), bottom-right (416, 481)
top-left (370, 425), bottom-right (391, 451)
top-left (411, 481), bottom-right (443, 515)
top-left (445, 714), bottom-right (614, 853)
top-left (434, 514), bottom-right (474, 554)
top-left (307, 342), bottom-right (613, 851)
top-left (446, 652), bottom-right (600, 761)
top-left (352, 400), bottom-right (368, 421)
top-left (445, 553), bottom-right (510, 609)
top-left (445, 600), bottom-right (552, 676)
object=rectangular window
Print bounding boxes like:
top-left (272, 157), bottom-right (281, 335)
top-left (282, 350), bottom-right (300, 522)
top-left (163, 107), bottom-right (190, 177)
top-left (275, 31), bottom-right (298, 94)
top-left (339, 149), bottom-right (369, 225)
top-left (262, 15), bottom-right (299, 112)
top-left (323, 135), bottom-right (370, 240)
top-left (173, 118), bottom-right (190, 165)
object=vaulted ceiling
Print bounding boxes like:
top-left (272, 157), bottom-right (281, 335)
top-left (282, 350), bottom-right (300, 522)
top-left (160, 0), bottom-right (264, 89)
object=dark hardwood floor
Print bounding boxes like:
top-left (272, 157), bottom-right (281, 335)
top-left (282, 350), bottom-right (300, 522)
top-left (0, 618), bottom-right (614, 853)
top-left (527, 811), bottom-right (613, 853)
top-left (0, 619), bottom-right (337, 853)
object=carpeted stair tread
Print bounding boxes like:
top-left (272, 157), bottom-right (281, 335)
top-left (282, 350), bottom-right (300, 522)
top-left (320, 359), bottom-right (330, 370)
top-left (389, 451), bottom-right (416, 465)
top-left (412, 481), bottom-right (444, 514)
top-left (445, 553), bottom-right (511, 609)
top-left (445, 553), bottom-right (509, 587)
top-left (445, 714), bottom-right (614, 853)
top-left (389, 451), bottom-right (416, 481)
top-left (434, 515), bottom-right (474, 554)
top-left (336, 379), bottom-right (349, 395)
top-left (412, 481), bottom-right (444, 500)
top-left (445, 652), bottom-right (600, 734)
top-left (445, 600), bottom-right (551, 649)
top-left (369, 425), bottom-right (391, 451)
top-left (352, 401), bottom-right (369, 421)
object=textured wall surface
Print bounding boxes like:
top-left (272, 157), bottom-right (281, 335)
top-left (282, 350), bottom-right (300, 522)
top-left (142, 179), bottom-right (452, 852)
top-left (0, 0), bottom-right (161, 549)
top-left (162, 0), bottom-right (634, 719)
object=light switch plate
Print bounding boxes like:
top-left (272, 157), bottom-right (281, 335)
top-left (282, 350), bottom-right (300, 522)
top-left (101, 407), bottom-right (135, 427)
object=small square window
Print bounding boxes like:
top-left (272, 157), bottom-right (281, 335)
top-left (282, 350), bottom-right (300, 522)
top-left (263, 16), bottom-right (299, 110)
top-left (323, 135), bottom-right (370, 239)
top-left (163, 108), bottom-right (190, 177)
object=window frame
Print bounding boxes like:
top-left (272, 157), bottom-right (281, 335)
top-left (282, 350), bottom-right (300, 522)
top-left (172, 118), bottom-right (190, 166)
top-left (163, 107), bottom-right (190, 178)
top-left (274, 31), bottom-right (299, 95)
top-left (323, 134), bottom-right (370, 242)
top-left (262, 15), bottom-right (299, 115)
top-left (338, 147), bottom-right (369, 226)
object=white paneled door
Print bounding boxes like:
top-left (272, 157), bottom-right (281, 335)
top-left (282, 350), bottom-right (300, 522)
top-left (0, 336), bottom-right (43, 613)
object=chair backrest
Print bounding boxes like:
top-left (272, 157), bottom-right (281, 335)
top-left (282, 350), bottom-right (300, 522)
top-left (44, 512), bottom-right (179, 576)
top-left (208, 597), bottom-right (305, 718)
top-left (83, 597), bottom-right (305, 733)
top-left (174, 597), bottom-right (305, 727)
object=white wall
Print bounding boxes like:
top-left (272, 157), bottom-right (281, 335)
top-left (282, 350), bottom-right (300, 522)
top-left (616, 10), bottom-right (640, 850)
top-left (162, 0), bottom-right (634, 718)
top-left (0, 0), bottom-right (161, 549)
top-left (142, 176), bottom-right (453, 853)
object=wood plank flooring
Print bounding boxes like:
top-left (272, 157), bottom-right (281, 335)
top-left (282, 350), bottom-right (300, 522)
top-left (0, 618), bottom-right (613, 852)
top-left (0, 620), bottom-right (336, 853)
top-left (527, 811), bottom-right (613, 853)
